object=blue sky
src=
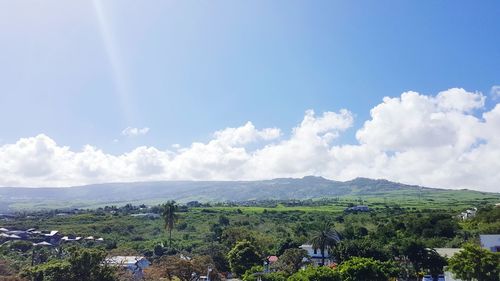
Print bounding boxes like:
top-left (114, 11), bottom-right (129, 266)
top-left (1, 1), bottom-right (500, 190)
top-left (1, 0), bottom-right (498, 152)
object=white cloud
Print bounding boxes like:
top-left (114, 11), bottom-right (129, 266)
top-left (491, 85), bottom-right (500, 100)
top-left (121, 127), bottom-right (150, 137)
top-left (356, 89), bottom-right (482, 151)
top-left (213, 122), bottom-right (281, 146)
top-left (436, 88), bottom-right (484, 112)
top-left (1, 88), bottom-right (500, 192)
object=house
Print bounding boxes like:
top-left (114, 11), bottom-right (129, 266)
top-left (433, 248), bottom-right (462, 258)
top-left (458, 208), bottom-right (477, 220)
top-left (43, 230), bottom-right (62, 244)
top-left (299, 244), bottom-right (333, 266)
top-left (33, 241), bottom-right (53, 247)
top-left (61, 235), bottom-right (82, 242)
top-left (130, 213), bottom-right (160, 219)
top-left (106, 256), bottom-right (150, 279)
top-left (434, 248), bottom-right (464, 281)
top-left (267, 255), bottom-right (278, 264)
top-left (263, 256), bottom-right (279, 272)
top-left (344, 205), bottom-right (370, 213)
top-left (6, 230), bottom-right (30, 240)
top-left (480, 234), bottom-right (500, 252)
top-left (0, 233), bottom-right (21, 240)
top-left (186, 201), bottom-right (202, 207)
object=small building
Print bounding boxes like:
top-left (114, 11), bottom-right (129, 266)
top-left (344, 205), bottom-right (370, 213)
top-left (106, 256), bottom-right (150, 279)
top-left (61, 235), bottom-right (82, 242)
top-left (33, 241), bottom-right (53, 247)
top-left (130, 213), bottom-right (160, 219)
top-left (433, 248), bottom-right (463, 258)
top-left (458, 207), bottom-right (477, 220)
top-left (433, 248), bottom-right (463, 281)
top-left (6, 230), bottom-right (30, 240)
top-left (43, 230), bottom-right (62, 244)
top-left (480, 234), bottom-right (500, 252)
top-left (267, 255), bottom-right (278, 264)
top-left (186, 201), bottom-right (202, 208)
top-left (0, 233), bottom-right (21, 240)
top-left (299, 244), bottom-right (333, 266)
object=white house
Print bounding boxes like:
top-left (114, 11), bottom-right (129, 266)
top-left (106, 256), bottom-right (150, 279)
top-left (344, 205), bottom-right (370, 212)
top-left (480, 234), bottom-right (500, 252)
top-left (299, 244), bottom-right (333, 266)
top-left (458, 208), bottom-right (477, 220)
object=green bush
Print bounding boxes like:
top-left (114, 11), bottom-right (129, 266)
top-left (288, 266), bottom-right (341, 281)
top-left (338, 257), bottom-right (399, 281)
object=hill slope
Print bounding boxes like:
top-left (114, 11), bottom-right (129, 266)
top-left (0, 177), bottom-right (498, 211)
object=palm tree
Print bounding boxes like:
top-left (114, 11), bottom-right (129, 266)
top-left (311, 222), bottom-right (341, 266)
top-left (161, 201), bottom-right (179, 248)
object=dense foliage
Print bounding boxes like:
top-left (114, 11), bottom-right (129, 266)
top-left (22, 248), bottom-right (115, 281)
top-left (227, 241), bottom-right (262, 276)
top-left (337, 257), bottom-right (399, 281)
top-left (448, 244), bottom-right (500, 281)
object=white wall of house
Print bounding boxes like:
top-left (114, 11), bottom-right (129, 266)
top-left (299, 244), bottom-right (333, 266)
top-left (444, 271), bottom-right (462, 281)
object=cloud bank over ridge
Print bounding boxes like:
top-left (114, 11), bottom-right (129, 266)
top-left (1, 88), bottom-right (499, 192)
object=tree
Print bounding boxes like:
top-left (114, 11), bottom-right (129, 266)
top-left (332, 239), bottom-right (390, 263)
top-left (288, 266), bottom-right (341, 281)
top-left (338, 257), bottom-right (399, 281)
top-left (23, 248), bottom-right (116, 281)
top-left (400, 240), bottom-right (447, 277)
top-left (218, 215), bottom-right (230, 226)
top-left (273, 248), bottom-right (309, 275)
top-left (422, 249), bottom-right (447, 277)
top-left (242, 266), bottom-right (263, 281)
top-left (145, 255), bottom-right (219, 281)
top-left (227, 240), bottom-right (262, 276)
top-left (161, 201), bottom-right (179, 248)
top-left (310, 222), bottom-right (340, 266)
top-left (448, 244), bottom-right (500, 281)
top-left (276, 238), bottom-right (301, 256)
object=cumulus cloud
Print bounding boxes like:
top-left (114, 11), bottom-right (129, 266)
top-left (121, 127), bottom-right (150, 137)
top-left (213, 122), bottom-right (281, 146)
top-left (491, 85), bottom-right (500, 100)
top-left (1, 88), bottom-right (500, 192)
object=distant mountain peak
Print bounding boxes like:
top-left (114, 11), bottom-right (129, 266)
top-left (301, 175), bottom-right (329, 181)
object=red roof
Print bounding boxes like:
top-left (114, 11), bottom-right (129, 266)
top-left (267, 256), bottom-right (278, 263)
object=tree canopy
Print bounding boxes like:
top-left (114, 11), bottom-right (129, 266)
top-left (227, 240), bottom-right (262, 276)
top-left (448, 244), bottom-right (500, 281)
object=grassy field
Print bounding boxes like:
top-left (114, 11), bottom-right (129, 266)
top-left (3, 195), bottom-right (496, 253)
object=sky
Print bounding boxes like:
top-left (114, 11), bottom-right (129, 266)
top-left (0, 1), bottom-right (499, 191)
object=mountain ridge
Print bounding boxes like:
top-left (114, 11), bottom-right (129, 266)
top-left (0, 177), bottom-right (497, 211)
